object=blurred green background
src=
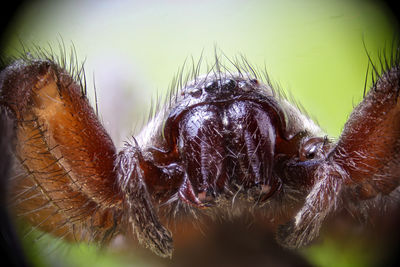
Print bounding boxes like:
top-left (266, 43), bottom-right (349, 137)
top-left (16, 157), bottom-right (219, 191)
top-left (1, 0), bottom-right (399, 266)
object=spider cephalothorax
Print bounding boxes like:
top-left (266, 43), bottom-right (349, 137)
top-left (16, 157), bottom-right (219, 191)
top-left (0, 46), bottom-right (399, 258)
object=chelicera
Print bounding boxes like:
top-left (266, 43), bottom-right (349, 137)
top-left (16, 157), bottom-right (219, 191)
top-left (0, 46), bottom-right (399, 258)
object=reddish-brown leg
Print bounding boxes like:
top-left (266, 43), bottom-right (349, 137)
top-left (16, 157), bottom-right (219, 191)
top-left (1, 59), bottom-right (122, 243)
top-left (278, 55), bottom-right (400, 248)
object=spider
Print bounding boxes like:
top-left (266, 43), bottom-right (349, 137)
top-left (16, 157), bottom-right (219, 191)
top-left (0, 43), bottom-right (399, 262)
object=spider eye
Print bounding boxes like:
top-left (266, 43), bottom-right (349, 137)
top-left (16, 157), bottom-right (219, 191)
top-left (305, 145), bottom-right (317, 159)
top-left (299, 137), bottom-right (327, 161)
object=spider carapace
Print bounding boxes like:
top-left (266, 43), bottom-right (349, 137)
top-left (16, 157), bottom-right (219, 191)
top-left (0, 48), bottom-right (399, 258)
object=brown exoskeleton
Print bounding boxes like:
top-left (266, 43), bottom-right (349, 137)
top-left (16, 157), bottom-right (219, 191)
top-left (0, 44), bottom-right (399, 259)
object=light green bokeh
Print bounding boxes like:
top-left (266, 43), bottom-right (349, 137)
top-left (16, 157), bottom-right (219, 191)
top-left (3, 0), bottom-right (398, 266)
top-left (4, 0), bottom-right (397, 139)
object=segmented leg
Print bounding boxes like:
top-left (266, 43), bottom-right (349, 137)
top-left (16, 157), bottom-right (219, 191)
top-left (0, 59), bottom-right (121, 243)
top-left (0, 57), bottom-right (173, 256)
top-left (278, 54), bottom-right (400, 248)
top-left (116, 143), bottom-right (173, 258)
